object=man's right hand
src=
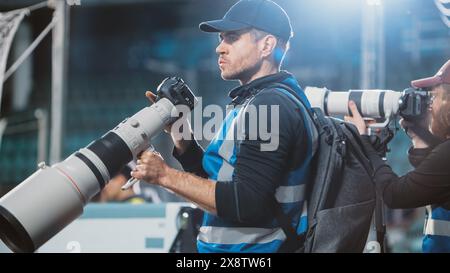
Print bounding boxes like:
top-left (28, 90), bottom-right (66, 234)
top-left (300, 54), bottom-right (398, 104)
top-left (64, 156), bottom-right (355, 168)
top-left (399, 119), bottom-right (429, 149)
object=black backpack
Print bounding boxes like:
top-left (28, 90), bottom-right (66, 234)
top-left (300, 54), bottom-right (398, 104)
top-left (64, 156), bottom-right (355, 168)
top-left (270, 83), bottom-right (377, 253)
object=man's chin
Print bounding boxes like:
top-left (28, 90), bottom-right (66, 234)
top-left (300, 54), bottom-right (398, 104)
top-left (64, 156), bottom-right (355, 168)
top-left (221, 72), bottom-right (238, 81)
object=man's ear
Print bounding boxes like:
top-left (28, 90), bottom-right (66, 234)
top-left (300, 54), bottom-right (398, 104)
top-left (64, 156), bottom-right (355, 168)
top-left (261, 35), bottom-right (277, 58)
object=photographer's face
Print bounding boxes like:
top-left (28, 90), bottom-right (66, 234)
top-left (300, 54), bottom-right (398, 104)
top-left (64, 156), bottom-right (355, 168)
top-left (430, 85), bottom-right (450, 139)
top-left (430, 87), bottom-right (442, 112)
top-left (216, 29), bottom-right (263, 83)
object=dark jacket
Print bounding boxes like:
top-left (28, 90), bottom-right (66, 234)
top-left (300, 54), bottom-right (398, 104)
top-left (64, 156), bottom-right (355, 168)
top-left (361, 137), bottom-right (450, 209)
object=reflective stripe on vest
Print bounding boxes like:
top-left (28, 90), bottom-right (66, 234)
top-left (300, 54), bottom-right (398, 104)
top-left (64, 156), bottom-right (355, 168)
top-left (198, 226), bottom-right (286, 245)
top-left (275, 184), bottom-right (306, 203)
top-left (424, 205), bottom-right (450, 237)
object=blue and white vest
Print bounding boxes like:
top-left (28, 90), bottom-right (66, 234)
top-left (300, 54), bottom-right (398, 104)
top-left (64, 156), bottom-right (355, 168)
top-left (197, 84), bottom-right (318, 253)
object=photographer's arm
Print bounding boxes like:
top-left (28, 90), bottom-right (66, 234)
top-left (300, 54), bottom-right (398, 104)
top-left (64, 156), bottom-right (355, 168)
top-left (361, 137), bottom-right (450, 209)
top-left (347, 101), bottom-right (450, 208)
top-left (131, 150), bottom-right (217, 214)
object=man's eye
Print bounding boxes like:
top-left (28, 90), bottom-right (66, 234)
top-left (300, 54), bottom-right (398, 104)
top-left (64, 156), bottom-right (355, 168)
top-left (227, 35), bottom-right (239, 42)
top-left (218, 33), bottom-right (240, 44)
top-left (221, 34), bottom-right (239, 43)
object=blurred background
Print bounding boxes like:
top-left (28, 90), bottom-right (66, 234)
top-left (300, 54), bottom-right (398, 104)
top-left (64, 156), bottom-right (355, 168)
top-left (0, 0), bottom-right (449, 252)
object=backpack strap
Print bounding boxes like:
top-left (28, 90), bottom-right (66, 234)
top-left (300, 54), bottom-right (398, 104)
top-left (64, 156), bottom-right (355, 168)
top-left (268, 83), bottom-right (332, 145)
top-left (267, 83), bottom-right (316, 124)
top-left (262, 82), bottom-right (317, 252)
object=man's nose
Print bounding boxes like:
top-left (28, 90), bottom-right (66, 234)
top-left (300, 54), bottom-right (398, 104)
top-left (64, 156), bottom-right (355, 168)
top-left (216, 41), bottom-right (227, 55)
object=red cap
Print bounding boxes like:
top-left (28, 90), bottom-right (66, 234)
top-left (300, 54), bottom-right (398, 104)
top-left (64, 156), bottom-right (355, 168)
top-left (411, 60), bottom-right (450, 89)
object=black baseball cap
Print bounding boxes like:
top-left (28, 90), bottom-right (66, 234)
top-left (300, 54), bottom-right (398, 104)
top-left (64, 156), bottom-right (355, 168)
top-left (199, 0), bottom-right (293, 41)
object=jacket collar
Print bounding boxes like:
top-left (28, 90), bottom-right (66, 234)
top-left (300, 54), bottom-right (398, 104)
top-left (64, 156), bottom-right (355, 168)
top-left (228, 71), bottom-right (292, 105)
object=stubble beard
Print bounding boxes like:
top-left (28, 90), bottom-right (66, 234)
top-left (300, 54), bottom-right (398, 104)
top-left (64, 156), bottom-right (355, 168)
top-left (220, 60), bottom-right (262, 83)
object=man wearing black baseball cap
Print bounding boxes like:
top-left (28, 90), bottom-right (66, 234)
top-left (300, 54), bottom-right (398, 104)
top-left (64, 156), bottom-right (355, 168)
top-left (132, 0), bottom-right (316, 253)
top-left (200, 0), bottom-right (293, 84)
top-left (199, 0), bottom-right (293, 42)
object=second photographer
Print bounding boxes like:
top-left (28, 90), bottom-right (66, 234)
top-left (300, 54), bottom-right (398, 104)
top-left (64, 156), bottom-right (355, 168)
top-left (346, 60), bottom-right (450, 252)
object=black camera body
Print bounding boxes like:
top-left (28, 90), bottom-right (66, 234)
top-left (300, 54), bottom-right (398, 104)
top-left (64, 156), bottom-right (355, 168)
top-left (397, 88), bottom-right (443, 146)
top-left (398, 88), bottom-right (431, 122)
top-left (156, 77), bottom-right (196, 111)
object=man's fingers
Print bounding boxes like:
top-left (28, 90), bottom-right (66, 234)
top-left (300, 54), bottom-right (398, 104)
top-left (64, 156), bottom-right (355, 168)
top-left (145, 91), bottom-right (157, 104)
top-left (348, 101), bottom-right (363, 119)
top-left (136, 150), bottom-right (144, 160)
top-left (399, 119), bottom-right (415, 137)
top-left (152, 150), bottom-right (162, 157)
top-left (141, 156), bottom-right (153, 164)
top-left (130, 170), bottom-right (144, 180)
top-left (400, 119), bottom-right (414, 129)
top-left (143, 150), bottom-right (156, 158)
